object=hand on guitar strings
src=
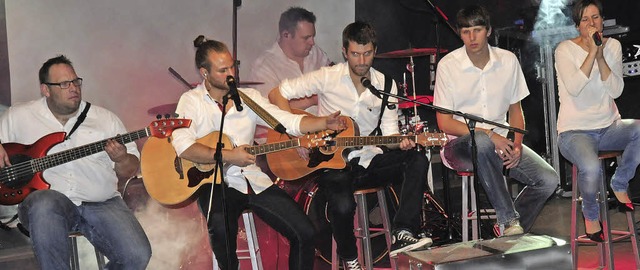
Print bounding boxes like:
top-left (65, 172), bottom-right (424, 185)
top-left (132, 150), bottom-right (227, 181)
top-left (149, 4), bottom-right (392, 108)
top-left (0, 145), bottom-right (10, 167)
top-left (226, 145), bottom-right (256, 167)
top-left (325, 111), bottom-right (347, 132)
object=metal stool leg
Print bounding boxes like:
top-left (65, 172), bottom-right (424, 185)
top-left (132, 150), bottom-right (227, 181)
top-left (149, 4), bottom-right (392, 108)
top-left (376, 189), bottom-right (397, 269)
top-left (70, 236), bottom-right (80, 270)
top-left (461, 174), bottom-right (469, 242)
top-left (212, 211), bottom-right (263, 270)
top-left (570, 164), bottom-right (579, 269)
top-left (598, 160), bottom-right (615, 270)
top-left (469, 175), bottom-right (479, 241)
top-left (355, 192), bottom-right (373, 270)
top-left (69, 233), bottom-right (106, 270)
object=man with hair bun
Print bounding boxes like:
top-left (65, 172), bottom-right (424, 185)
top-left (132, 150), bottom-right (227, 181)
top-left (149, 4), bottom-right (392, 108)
top-left (170, 35), bottom-right (345, 270)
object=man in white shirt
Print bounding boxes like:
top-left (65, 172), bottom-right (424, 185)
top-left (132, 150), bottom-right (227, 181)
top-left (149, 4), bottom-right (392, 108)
top-left (171, 36), bottom-right (345, 270)
top-left (248, 6), bottom-right (332, 144)
top-left (270, 21), bottom-right (432, 270)
top-left (434, 5), bottom-right (558, 236)
top-left (0, 55), bottom-right (151, 269)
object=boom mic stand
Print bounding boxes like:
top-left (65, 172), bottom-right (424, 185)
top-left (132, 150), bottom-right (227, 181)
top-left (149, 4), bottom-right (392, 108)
top-left (374, 89), bottom-right (527, 240)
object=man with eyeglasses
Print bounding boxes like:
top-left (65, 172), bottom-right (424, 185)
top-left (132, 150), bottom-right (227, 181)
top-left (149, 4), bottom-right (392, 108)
top-left (0, 55), bottom-right (151, 269)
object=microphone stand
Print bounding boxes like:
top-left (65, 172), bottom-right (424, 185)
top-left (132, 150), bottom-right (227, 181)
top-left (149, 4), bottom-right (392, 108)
top-left (207, 92), bottom-right (234, 269)
top-left (374, 89), bottom-right (527, 240)
top-left (424, 0), bottom-right (462, 66)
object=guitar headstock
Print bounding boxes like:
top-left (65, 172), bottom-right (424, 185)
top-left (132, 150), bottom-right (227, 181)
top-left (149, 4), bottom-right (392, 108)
top-left (298, 130), bottom-right (332, 148)
top-left (416, 132), bottom-right (448, 147)
top-left (148, 119), bottom-right (192, 138)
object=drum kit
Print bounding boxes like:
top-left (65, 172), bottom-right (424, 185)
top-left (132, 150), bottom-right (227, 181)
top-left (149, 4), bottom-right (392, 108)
top-left (376, 47), bottom-right (447, 136)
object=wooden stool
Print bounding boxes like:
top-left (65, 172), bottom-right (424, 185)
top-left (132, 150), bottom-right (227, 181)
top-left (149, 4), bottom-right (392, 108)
top-left (458, 171), bottom-right (499, 242)
top-left (68, 232), bottom-right (106, 270)
top-left (570, 151), bottom-right (640, 269)
top-left (331, 187), bottom-right (396, 270)
top-left (213, 211), bottom-right (263, 270)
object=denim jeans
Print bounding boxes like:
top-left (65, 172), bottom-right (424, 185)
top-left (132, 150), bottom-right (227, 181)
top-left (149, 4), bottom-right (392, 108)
top-left (443, 132), bottom-right (558, 231)
top-left (316, 149), bottom-right (428, 260)
top-left (18, 190), bottom-right (151, 270)
top-left (558, 119), bottom-right (640, 221)
top-left (200, 184), bottom-right (315, 270)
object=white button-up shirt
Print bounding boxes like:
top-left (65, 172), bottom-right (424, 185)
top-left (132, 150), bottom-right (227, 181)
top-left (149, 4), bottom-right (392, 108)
top-left (171, 83), bottom-right (305, 194)
top-left (434, 45), bottom-right (529, 138)
top-left (0, 98), bottom-right (139, 205)
top-left (279, 62), bottom-right (399, 168)
top-left (248, 42), bottom-right (332, 144)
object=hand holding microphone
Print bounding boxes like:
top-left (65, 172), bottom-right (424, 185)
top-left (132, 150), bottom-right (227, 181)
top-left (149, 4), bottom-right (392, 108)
top-left (226, 75), bottom-right (243, 112)
top-left (592, 31), bottom-right (602, 47)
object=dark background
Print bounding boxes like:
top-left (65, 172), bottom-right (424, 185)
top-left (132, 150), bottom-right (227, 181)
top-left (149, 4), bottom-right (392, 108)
top-left (355, 0), bottom-right (640, 199)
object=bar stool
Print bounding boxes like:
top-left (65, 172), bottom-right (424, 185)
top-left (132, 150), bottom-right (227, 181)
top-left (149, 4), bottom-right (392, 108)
top-left (458, 171), bottom-right (498, 242)
top-left (570, 151), bottom-right (640, 269)
top-left (69, 232), bottom-right (106, 270)
top-left (213, 211), bottom-right (263, 270)
top-left (330, 186), bottom-right (396, 270)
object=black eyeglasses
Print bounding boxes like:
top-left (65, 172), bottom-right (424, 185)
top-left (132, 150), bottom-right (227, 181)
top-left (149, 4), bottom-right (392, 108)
top-left (44, 78), bottom-right (83, 89)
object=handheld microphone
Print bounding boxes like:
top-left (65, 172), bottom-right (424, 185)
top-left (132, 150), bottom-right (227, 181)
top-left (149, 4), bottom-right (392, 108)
top-left (226, 76), bottom-right (243, 112)
top-left (593, 32), bottom-right (602, 46)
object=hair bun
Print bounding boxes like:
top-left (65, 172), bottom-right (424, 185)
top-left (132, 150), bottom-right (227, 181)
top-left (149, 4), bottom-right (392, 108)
top-left (193, 35), bottom-right (207, 48)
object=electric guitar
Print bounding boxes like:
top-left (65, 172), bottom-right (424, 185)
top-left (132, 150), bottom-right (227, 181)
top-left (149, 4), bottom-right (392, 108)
top-left (140, 130), bottom-right (330, 205)
top-left (0, 119), bottom-right (192, 205)
top-left (266, 111), bottom-right (448, 180)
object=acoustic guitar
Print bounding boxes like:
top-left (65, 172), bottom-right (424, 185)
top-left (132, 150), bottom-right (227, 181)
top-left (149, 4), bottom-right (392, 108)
top-left (0, 119), bottom-right (191, 205)
top-left (140, 130), bottom-right (331, 205)
top-left (266, 111), bottom-right (447, 180)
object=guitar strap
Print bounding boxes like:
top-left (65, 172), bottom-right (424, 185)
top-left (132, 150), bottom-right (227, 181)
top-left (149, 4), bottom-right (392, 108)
top-left (369, 77), bottom-right (393, 136)
top-left (65, 102), bottom-right (91, 140)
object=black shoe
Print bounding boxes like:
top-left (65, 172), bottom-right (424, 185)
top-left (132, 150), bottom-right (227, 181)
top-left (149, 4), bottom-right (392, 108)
top-left (586, 230), bottom-right (604, 242)
top-left (618, 202), bottom-right (635, 212)
top-left (389, 230), bottom-right (433, 257)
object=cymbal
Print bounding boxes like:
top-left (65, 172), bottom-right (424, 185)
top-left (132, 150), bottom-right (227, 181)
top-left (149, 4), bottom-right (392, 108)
top-left (397, 95), bottom-right (433, 109)
top-left (147, 103), bottom-right (177, 115)
top-left (376, 48), bottom-right (448, 58)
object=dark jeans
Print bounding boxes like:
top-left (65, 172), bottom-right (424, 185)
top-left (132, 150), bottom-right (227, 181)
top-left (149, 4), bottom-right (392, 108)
top-left (443, 133), bottom-right (558, 231)
top-left (199, 184), bottom-right (315, 270)
top-left (317, 149), bottom-right (427, 260)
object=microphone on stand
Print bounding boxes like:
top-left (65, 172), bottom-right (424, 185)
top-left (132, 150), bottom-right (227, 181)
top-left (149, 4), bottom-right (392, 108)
top-left (593, 32), bottom-right (602, 46)
top-left (226, 76), bottom-right (243, 112)
top-left (361, 77), bottom-right (396, 110)
top-left (360, 77), bottom-right (381, 98)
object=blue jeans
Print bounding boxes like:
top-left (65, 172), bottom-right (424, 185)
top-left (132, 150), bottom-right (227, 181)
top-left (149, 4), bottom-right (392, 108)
top-left (200, 184), bottom-right (315, 270)
top-left (558, 119), bottom-right (640, 221)
top-left (18, 190), bottom-right (151, 270)
top-left (443, 133), bottom-right (558, 231)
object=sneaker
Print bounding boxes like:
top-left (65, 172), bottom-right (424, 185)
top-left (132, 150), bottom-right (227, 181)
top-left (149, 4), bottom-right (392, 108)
top-left (389, 230), bottom-right (433, 257)
top-left (502, 220), bottom-right (524, 236)
top-left (343, 258), bottom-right (363, 270)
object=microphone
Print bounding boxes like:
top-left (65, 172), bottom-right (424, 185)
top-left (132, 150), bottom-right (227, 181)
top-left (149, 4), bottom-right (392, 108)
top-left (226, 76), bottom-right (243, 112)
top-left (360, 77), bottom-right (381, 98)
top-left (361, 77), bottom-right (396, 110)
top-left (593, 32), bottom-right (602, 46)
